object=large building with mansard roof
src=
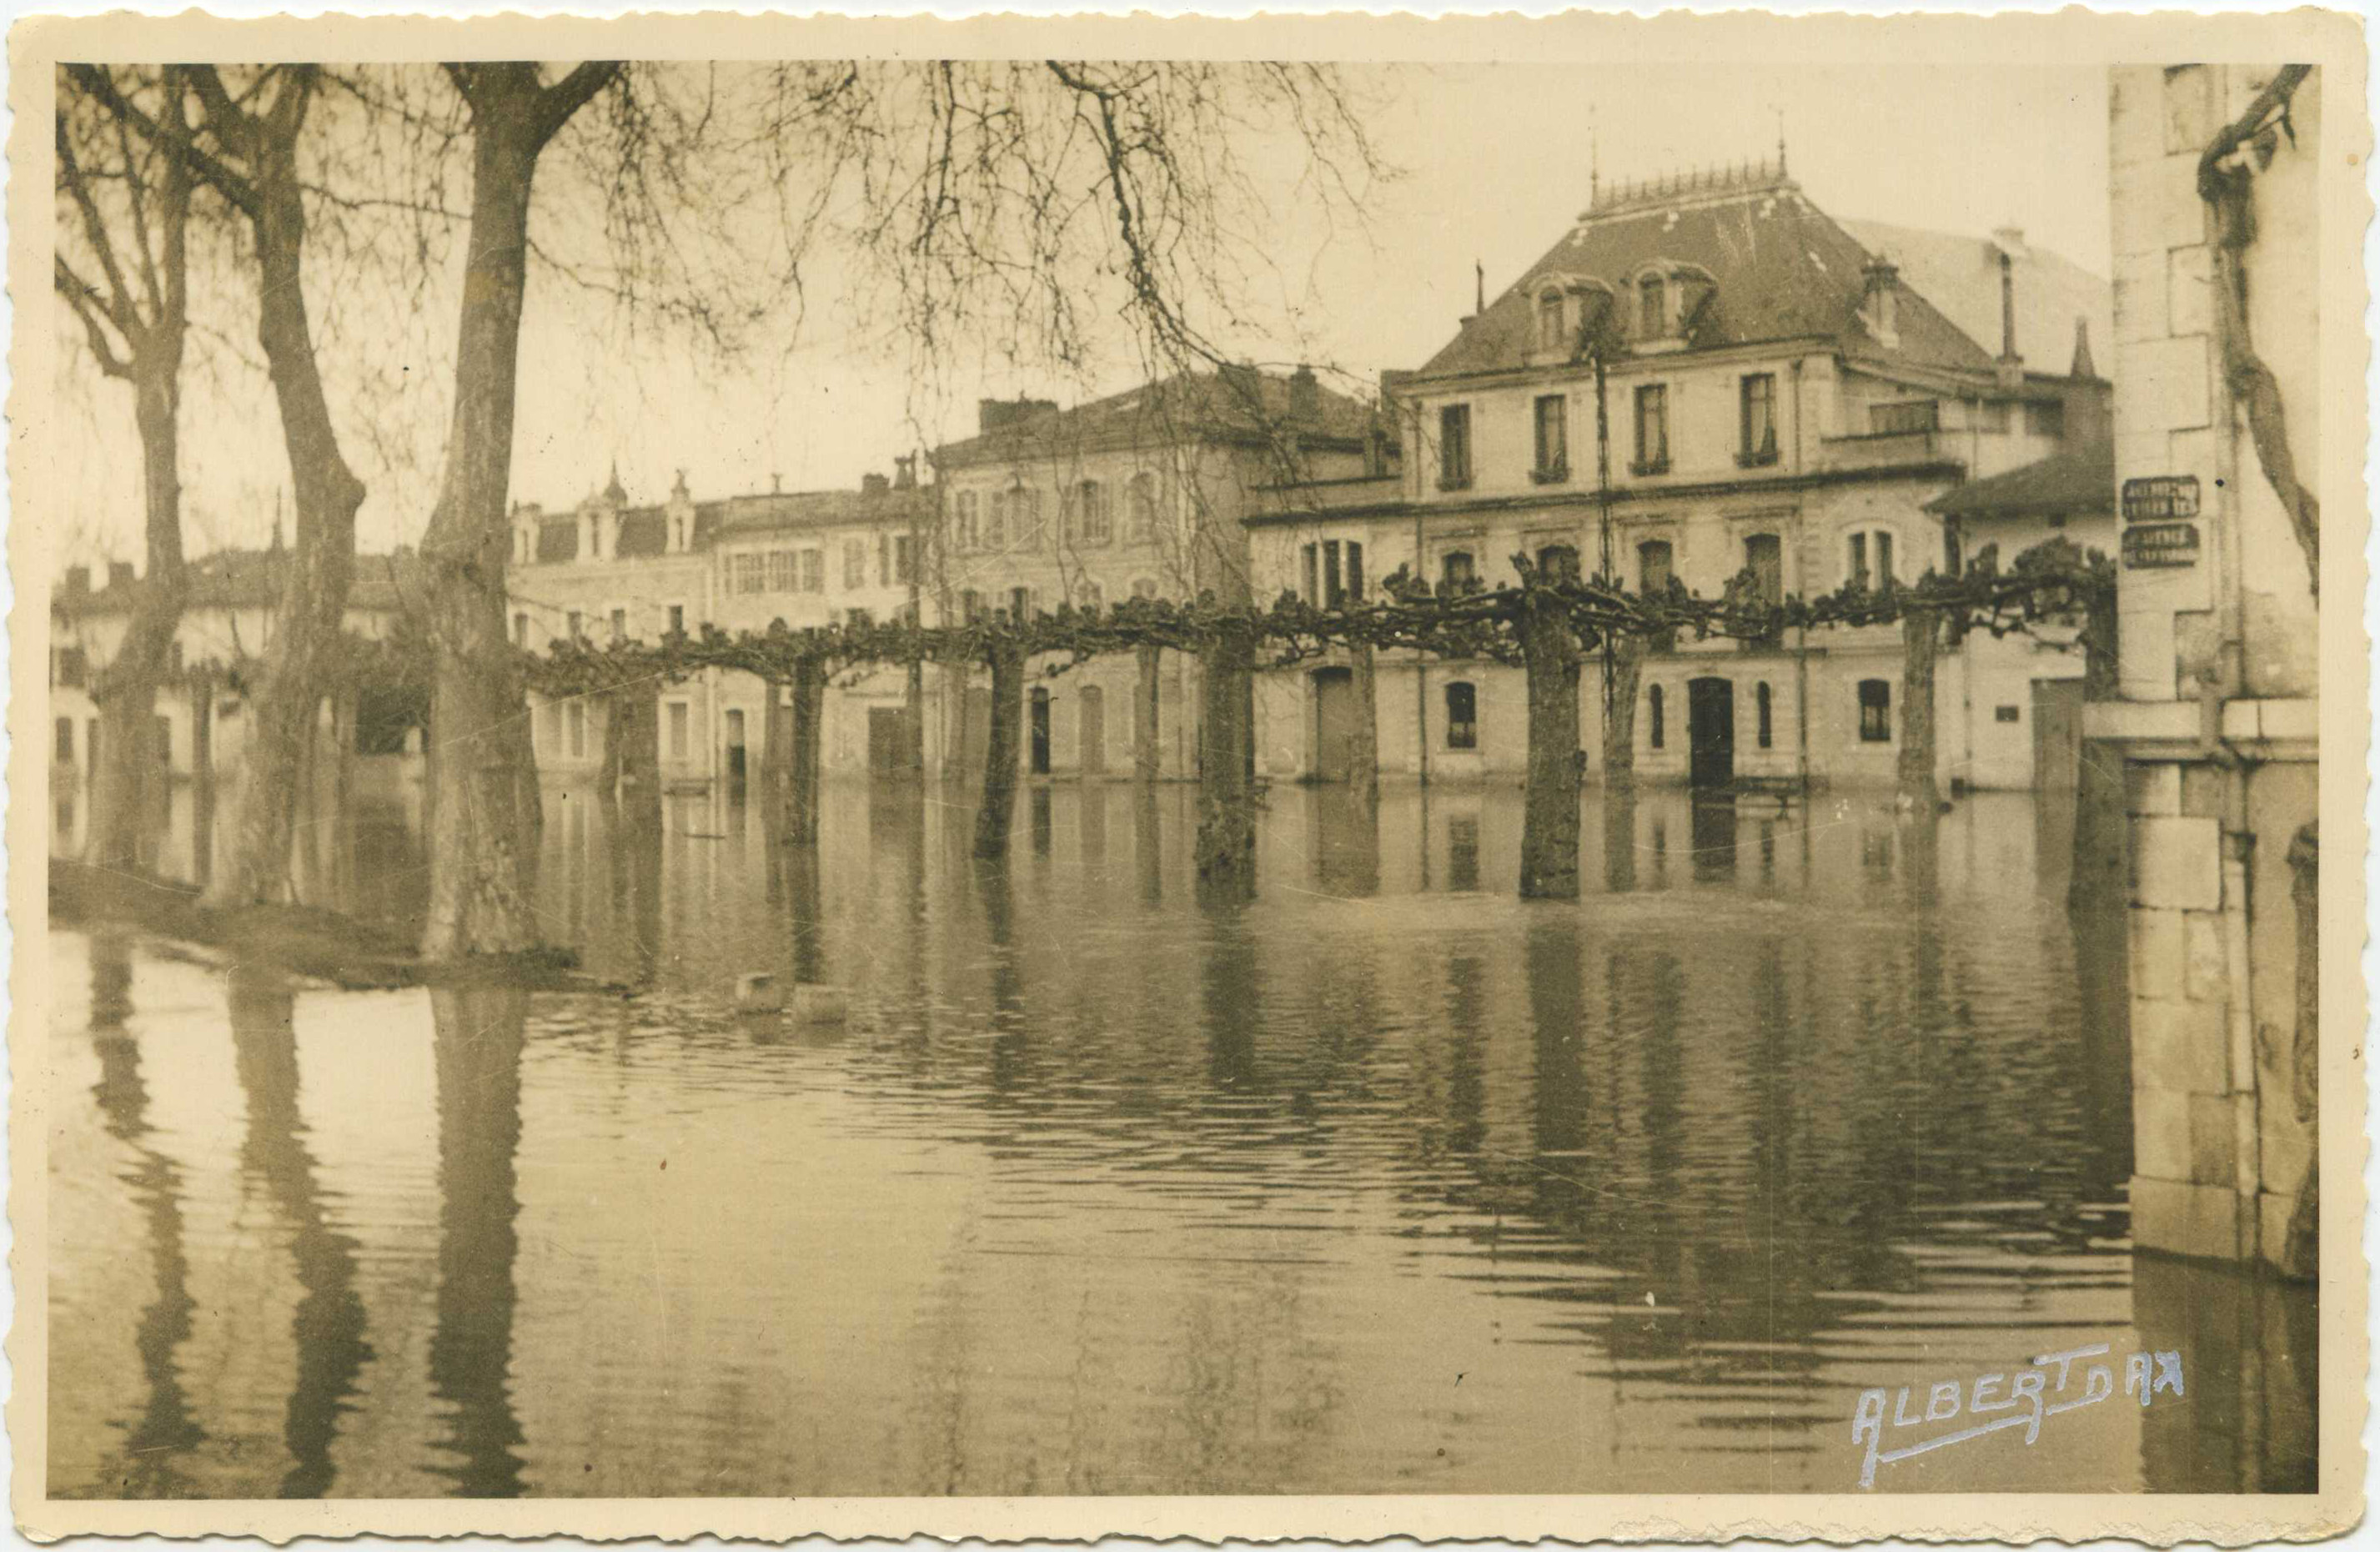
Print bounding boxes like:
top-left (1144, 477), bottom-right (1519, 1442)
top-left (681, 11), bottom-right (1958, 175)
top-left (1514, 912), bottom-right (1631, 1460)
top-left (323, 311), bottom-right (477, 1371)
top-left (1248, 156), bottom-right (2113, 792)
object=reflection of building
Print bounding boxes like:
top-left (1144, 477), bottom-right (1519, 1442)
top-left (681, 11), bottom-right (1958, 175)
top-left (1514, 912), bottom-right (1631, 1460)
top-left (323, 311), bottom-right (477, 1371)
top-left (2095, 65), bottom-right (2322, 1272)
top-left (1248, 158), bottom-right (2111, 791)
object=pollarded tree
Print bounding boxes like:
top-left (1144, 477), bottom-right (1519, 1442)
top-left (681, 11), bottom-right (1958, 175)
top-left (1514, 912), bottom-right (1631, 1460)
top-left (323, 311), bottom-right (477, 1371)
top-left (54, 67), bottom-right (197, 874)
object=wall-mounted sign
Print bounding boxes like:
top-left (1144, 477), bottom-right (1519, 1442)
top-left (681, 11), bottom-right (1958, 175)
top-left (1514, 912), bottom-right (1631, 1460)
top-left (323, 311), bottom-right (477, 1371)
top-left (2122, 475), bottom-right (2201, 523)
top-left (2122, 521), bottom-right (2202, 568)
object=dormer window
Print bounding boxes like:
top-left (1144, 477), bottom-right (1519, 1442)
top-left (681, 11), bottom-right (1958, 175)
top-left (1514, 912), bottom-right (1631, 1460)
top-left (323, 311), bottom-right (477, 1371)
top-left (1538, 292), bottom-right (1568, 354)
top-left (1638, 274), bottom-right (1667, 338)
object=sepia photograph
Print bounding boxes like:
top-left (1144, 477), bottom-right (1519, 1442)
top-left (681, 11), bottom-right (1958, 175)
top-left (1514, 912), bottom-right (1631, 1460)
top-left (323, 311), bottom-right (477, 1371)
top-left (9, 10), bottom-right (2366, 1543)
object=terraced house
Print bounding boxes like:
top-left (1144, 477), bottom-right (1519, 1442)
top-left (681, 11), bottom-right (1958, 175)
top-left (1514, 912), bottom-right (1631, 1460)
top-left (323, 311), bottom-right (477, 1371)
top-left (1250, 158), bottom-right (2115, 791)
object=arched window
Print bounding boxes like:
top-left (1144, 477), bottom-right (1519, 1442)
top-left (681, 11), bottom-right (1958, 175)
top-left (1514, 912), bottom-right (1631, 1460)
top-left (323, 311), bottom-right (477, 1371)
top-left (1537, 543), bottom-right (1579, 581)
top-left (1858, 679), bottom-right (1892, 742)
top-left (1639, 274), bottom-right (1668, 338)
top-left (1649, 684), bottom-right (1665, 749)
top-left (1637, 539), bottom-right (1673, 595)
top-left (1755, 682), bottom-right (1774, 749)
top-left (1847, 528), bottom-right (1896, 590)
top-left (1444, 681), bottom-right (1478, 750)
top-left (1538, 291), bottom-right (1568, 352)
top-left (1127, 473), bottom-right (1160, 543)
top-left (1079, 480), bottom-right (1112, 545)
top-left (954, 490), bottom-right (979, 551)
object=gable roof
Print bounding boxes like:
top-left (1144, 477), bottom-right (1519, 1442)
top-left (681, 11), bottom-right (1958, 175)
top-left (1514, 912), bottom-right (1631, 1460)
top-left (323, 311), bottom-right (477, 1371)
top-left (1414, 174), bottom-right (2041, 385)
top-left (933, 369), bottom-right (1382, 469)
top-left (1926, 438), bottom-right (2114, 519)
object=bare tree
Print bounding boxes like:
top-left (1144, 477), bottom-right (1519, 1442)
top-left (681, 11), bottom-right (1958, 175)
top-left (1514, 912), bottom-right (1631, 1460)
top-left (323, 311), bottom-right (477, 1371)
top-left (54, 67), bottom-right (196, 873)
top-left (415, 62), bottom-right (620, 960)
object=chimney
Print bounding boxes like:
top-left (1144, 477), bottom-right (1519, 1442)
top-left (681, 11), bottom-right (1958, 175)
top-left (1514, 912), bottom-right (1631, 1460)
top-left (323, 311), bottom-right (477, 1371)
top-left (861, 472), bottom-right (891, 499)
top-left (1860, 258), bottom-right (1900, 350)
top-left (894, 455), bottom-right (917, 491)
top-left (1993, 228), bottom-right (2026, 389)
top-left (2070, 317), bottom-right (2097, 379)
top-left (64, 565), bottom-right (90, 596)
top-left (108, 560), bottom-right (135, 589)
top-left (1288, 365), bottom-right (1320, 423)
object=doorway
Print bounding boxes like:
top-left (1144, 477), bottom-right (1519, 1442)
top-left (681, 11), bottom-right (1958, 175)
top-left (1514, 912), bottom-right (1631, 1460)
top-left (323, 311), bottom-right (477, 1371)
top-left (1687, 677), bottom-right (1735, 788)
top-left (1030, 687), bottom-right (1052, 776)
top-left (867, 706), bottom-right (907, 776)
top-left (1078, 685), bottom-right (1107, 776)
top-left (1312, 666), bottom-right (1355, 782)
top-left (2032, 678), bottom-right (2084, 795)
top-left (725, 709), bottom-right (746, 784)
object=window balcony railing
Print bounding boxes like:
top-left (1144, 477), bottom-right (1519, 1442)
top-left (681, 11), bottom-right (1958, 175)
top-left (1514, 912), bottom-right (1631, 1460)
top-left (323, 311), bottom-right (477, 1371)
top-left (1735, 446), bottom-right (1780, 470)
top-left (1628, 456), bottom-right (1670, 478)
top-left (1816, 428), bottom-right (1946, 472)
top-left (1436, 473), bottom-right (1474, 493)
top-left (1530, 462), bottom-right (1571, 485)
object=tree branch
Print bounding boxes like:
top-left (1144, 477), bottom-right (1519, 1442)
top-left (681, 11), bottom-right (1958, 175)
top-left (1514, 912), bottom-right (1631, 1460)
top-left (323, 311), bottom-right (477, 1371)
top-left (70, 62), bottom-right (259, 220)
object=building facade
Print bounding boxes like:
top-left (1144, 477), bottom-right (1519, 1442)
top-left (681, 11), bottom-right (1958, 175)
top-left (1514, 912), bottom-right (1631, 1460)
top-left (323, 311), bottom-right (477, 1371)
top-left (1251, 160), bottom-right (2113, 792)
top-left (2095, 63), bottom-right (2322, 1273)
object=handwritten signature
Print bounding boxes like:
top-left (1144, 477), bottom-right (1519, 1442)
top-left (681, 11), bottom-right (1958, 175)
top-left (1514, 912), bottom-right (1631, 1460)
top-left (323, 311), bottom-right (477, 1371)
top-left (1853, 1344), bottom-right (2184, 1489)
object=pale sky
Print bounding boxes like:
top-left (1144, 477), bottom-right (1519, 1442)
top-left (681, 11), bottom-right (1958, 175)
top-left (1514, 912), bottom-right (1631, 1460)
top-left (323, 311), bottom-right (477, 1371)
top-left (53, 62), bottom-right (2110, 571)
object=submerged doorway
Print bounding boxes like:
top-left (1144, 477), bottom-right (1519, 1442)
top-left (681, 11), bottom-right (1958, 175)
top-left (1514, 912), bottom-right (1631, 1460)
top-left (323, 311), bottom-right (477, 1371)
top-left (1687, 677), bottom-right (1735, 788)
top-left (1312, 666), bottom-right (1356, 782)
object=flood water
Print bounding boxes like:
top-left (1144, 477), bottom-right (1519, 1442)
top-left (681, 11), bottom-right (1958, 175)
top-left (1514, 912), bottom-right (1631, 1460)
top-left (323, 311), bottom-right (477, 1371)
top-left (48, 774), bottom-right (2317, 1497)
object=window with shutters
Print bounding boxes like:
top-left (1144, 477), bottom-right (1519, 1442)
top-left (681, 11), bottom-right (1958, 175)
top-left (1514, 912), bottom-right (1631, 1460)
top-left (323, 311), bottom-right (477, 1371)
top-left (1538, 291), bottom-right (1568, 353)
top-left (1439, 550), bottom-right (1476, 595)
top-left (1534, 394), bottom-right (1569, 482)
top-left (1127, 473), bottom-right (1161, 543)
top-left (1649, 684), bottom-right (1665, 748)
top-left (1859, 679), bottom-right (1891, 741)
top-left (954, 490), bottom-right (979, 551)
top-left (1846, 529), bottom-right (1895, 590)
top-left (1439, 404), bottom-right (1473, 490)
top-left (1632, 384), bottom-right (1670, 475)
top-left (1739, 374), bottom-right (1779, 466)
top-left (800, 550), bottom-right (825, 593)
top-left (844, 539), bottom-right (867, 590)
top-left (54, 717), bottom-right (72, 762)
top-left (987, 491), bottom-right (1009, 551)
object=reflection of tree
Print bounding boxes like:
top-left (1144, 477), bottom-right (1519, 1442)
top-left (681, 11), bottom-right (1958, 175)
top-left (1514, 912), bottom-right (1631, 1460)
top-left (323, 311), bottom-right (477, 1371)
top-left (428, 984), bottom-right (529, 1497)
top-left (604, 791), bottom-right (666, 987)
top-left (85, 934), bottom-right (205, 1496)
top-left (1199, 898), bottom-right (1260, 1094)
top-left (1308, 786), bottom-right (1379, 898)
top-left (1134, 786), bottom-right (1164, 906)
top-left (1603, 786), bottom-right (1638, 893)
top-left (226, 967), bottom-right (371, 1499)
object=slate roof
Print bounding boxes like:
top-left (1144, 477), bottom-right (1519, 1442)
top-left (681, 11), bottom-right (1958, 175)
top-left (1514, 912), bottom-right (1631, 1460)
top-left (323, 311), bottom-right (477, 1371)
top-left (710, 487), bottom-right (930, 538)
top-left (934, 369), bottom-right (1383, 469)
top-left (1926, 438), bottom-right (2115, 519)
top-left (532, 502), bottom-right (726, 564)
top-left (1416, 173), bottom-right (2031, 384)
top-left (1837, 218), bottom-right (2111, 383)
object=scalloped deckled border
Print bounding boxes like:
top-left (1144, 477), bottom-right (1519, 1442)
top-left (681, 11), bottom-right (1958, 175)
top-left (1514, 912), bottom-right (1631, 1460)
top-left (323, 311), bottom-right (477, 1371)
top-left (5, 8), bottom-right (2368, 1544)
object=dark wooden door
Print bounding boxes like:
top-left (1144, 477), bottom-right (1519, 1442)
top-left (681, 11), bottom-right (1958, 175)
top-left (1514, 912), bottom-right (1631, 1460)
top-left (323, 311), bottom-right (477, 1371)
top-left (1313, 668), bottom-right (1354, 782)
top-left (1687, 677), bottom-right (1735, 788)
top-left (2032, 677), bottom-right (2084, 794)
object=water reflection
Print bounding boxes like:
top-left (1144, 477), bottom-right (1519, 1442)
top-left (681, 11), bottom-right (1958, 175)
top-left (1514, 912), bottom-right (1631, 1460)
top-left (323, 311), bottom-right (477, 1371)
top-left (47, 779), bottom-right (2316, 1497)
top-left (227, 968), bottom-right (372, 1498)
top-left (429, 986), bottom-right (528, 1497)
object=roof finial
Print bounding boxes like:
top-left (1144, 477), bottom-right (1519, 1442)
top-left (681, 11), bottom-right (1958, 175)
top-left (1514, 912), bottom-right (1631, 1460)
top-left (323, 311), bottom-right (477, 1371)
top-left (1776, 107), bottom-right (1788, 177)
top-left (1589, 113), bottom-right (1600, 208)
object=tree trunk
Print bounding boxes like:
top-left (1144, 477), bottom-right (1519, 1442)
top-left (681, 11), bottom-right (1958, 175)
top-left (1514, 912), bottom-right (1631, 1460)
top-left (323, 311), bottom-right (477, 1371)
top-left (1134, 643), bottom-right (1163, 783)
top-left (2069, 586), bottom-right (2126, 912)
top-left (972, 645), bottom-right (1025, 859)
top-left (414, 95), bottom-right (551, 958)
top-left (903, 659), bottom-right (926, 776)
top-left (2282, 822), bottom-right (2319, 1278)
top-left (1897, 606), bottom-right (1941, 808)
top-left (1349, 642), bottom-right (1381, 807)
top-left (1194, 629), bottom-right (1257, 893)
top-left (207, 90), bottom-right (368, 912)
top-left (787, 656), bottom-right (826, 846)
top-left (614, 681), bottom-right (662, 831)
top-left (88, 363), bottom-right (189, 873)
top-left (761, 675), bottom-right (790, 809)
top-left (1602, 634), bottom-right (1645, 791)
top-left (1519, 594), bottom-right (1583, 899)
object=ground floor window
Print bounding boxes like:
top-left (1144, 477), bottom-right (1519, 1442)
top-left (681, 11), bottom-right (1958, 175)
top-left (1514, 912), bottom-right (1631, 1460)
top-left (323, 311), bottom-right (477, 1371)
top-left (1444, 681), bottom-right (1478, 750)
top-left (568, 701), bottom-right (587, 759)
top-left (54, 717), bottom-right (72, 762)
top-left (1756, 682), bottom-right (1774, 748)
top-left (668, 701), bottom-right (690, 759)
top-left (1649, 685), bottom-right (1664, 748)
top-left (1858, 679), bottom-right (1891, 741)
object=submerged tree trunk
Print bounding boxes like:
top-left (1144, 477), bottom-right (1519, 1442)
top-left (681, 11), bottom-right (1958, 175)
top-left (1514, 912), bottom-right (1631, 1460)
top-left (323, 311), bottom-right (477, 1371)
top-left (787, 656), bottom-right (826, 846)
top-left (1194, 629), bottom-right (1258, 893)
top-left (2070, 586), bottom-right (2126, 912)
top-left (1519, 594), bottom-right (1583, 899)
top-left (973, 645), bottom-right (1026, 859)
top-left (613, 681), bottom-right (661, 827)
top-left (1349, 642), bottom-right (1381, 807)
top-left (902, 659), bottom-right (926, 776)
top-left (1897, 606), bottom-right (1941, 809)
top-left (761, 676), bottom-right (791, 818)
top-left (1601, 634), bottom-right (1645, 791)
top-left (207, 79), bottom-right (368, 912)
top-left (1134, 643), bottom-right (1163, 783)
top-left (414, 67), bottom-right (613, 957)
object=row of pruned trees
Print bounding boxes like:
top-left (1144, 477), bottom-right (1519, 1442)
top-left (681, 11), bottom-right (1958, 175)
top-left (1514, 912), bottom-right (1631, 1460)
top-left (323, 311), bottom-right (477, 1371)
top-left (56, 59), bottom-right (1388, 961)
top-left (508, 539), bottom-right (2119, 908)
